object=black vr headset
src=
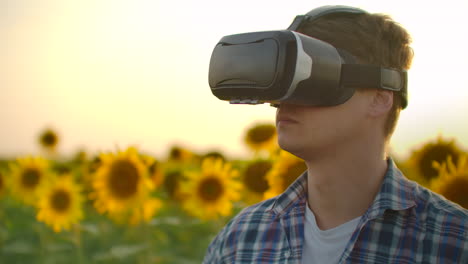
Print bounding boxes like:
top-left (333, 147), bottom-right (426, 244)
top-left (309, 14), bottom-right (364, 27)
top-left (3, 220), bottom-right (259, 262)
top-left (208, 5), bottom-right (408, 108)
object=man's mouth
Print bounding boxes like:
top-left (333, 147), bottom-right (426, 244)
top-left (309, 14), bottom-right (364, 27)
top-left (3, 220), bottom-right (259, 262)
top-left (276, 115), bottom-right (299, 125)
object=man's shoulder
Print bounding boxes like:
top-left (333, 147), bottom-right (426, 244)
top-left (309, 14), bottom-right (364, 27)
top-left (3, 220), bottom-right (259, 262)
top-left (203, 197), bottom-right (285, 263)
top-left (391, 161), bottom-right (467, 225)
top-left (411, 181), bottom-right (467, 232)
top-left (219, 197), bottom-right (280, 237)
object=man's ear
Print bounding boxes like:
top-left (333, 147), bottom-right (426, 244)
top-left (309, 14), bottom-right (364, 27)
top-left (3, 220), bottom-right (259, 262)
top-left (368, 90), bottom-right (393, 117)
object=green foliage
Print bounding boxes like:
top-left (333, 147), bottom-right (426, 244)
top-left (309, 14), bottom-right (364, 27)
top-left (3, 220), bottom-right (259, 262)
top-left (0, 195), bottom-right (234, 263)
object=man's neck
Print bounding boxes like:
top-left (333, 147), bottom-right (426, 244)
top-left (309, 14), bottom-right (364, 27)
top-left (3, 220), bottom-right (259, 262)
top-left (304, 139), bottom-right (388, 230)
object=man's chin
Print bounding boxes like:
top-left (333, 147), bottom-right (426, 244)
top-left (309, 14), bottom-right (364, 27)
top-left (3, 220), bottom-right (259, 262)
top-left (278, 141), bottom-right (302, 156)
top-left (278, 141), bottom-right (324, 161)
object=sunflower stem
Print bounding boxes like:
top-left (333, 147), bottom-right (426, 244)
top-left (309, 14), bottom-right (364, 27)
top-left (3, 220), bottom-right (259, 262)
top-left (0, 201), bottom-right (4, 252)
top-left (73, 225), bottom-right (85, 264)
top-left (137, 222), bottom-right (151, 264)
top-left (35, 222), bottom-right (48, 264)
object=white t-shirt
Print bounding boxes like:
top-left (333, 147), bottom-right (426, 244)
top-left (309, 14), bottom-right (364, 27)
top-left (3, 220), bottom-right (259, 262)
top-left (301, 204), bottom-right (361, 264)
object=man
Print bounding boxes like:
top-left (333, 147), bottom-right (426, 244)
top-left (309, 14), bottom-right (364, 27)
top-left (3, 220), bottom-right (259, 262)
top-left (204, 5), bottom-right (468, 263)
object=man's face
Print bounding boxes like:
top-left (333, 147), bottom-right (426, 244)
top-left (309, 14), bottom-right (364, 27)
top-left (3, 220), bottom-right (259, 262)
top-left (275, 91), bottom-right (372, 160)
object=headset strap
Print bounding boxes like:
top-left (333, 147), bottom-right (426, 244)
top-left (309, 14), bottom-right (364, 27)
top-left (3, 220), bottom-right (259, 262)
top-left (341, 64), bottom-right (408, 108)
top-left (288, 5), bottom-right (367, 31)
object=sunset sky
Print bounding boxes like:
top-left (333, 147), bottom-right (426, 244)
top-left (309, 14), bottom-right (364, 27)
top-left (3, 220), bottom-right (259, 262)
top-left (2, 0), bottom-right (468, 160)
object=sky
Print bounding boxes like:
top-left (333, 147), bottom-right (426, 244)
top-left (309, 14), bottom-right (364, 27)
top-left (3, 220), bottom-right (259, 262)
top-left (1, 0), bottom-right (468, 160)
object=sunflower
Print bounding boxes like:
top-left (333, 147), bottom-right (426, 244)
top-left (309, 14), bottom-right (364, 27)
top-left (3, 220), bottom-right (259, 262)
top-left (406, 136), bottom-right (464, 186)
top-left (264, 151), bottom-right (307, 199)
top-left (36, 175), bottom-right (84, 232)
top-left (140, 154), bottom-right (164, 189)
top-left (89, 147), bottom-right (162, 224)
top-left (241, 159), bottom-right (273, 204)
top-left (51, 162), bottom-right (73, 176)
top-left (180, 157), bottom-right (241, 220)
top-left (163, 169), bottom-right (186, 201)
top-left (168, 146), bottom-right (197, 163)
top-left (431, 155), bottom-right (468, 209)
top-left (87, 156), bottom-right (102, 175)
top-left (244, 123), bottom-right (278, 153)
top-left (0, 170), bottom-right (6, 197)
top-left (72, 149), bottom-right (88, 165)
top-left (128, 198), bottom-right (162, 225)
top-left (9, 156), bottom-right (51, 205)
top-left (107, 197), bottom-right (163, 226)
top-left (80, 155), bottom-right (102, 192)
top-left (201, 151), bottom-right (226, 162)
top-left (38, 128), bottom-right (59, 152)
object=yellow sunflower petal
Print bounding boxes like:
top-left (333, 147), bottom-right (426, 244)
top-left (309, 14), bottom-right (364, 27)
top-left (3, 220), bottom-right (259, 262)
top-left (431, 155), bottom-right (468, 208)
top-left (264, 151), bottom-right (307, 199)
top-left (0, 170), bottom-right (6, 197)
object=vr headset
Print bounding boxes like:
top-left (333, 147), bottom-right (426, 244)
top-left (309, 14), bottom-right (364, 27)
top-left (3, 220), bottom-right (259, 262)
top-left (208, 5), bottom-right (408, 108)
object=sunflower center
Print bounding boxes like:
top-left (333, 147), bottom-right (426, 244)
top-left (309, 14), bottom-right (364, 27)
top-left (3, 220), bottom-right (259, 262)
top-left (440, 176), bottom-right (468, 209)
top-left (170, 148), bottom-right (183, 161)
top-left (244, 161), bottom-right (271, 193)
top-left (282, 161), bottom-right (307, 190)
top-left (164, 171), bottom-right (182, 199)
top-left (419, 145), bottom-right (459, 181)
top-left (89, 157), bottom-right (102, 174)
top-left (50, 189), bottom-right (71, 212)
top-left (149, 161), bottom-right (158, 175)
top-left (108, 160), bottom-right (139, 199)
top-left (248, 125), bottom-right (276, 143)
top-left (198, 177), bottom-right (224, 201)
top-left (53, 163), bottom-right (72, 175)
top-left (40, 130), bottom-right (58, 147)
top-left (21, 168), bottom-right (41, 189)
top-left (41, 132), bottom-right (57, 146)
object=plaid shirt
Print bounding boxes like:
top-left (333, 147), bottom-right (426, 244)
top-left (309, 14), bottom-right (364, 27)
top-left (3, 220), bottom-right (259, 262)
top-left (203, 159), bottom-right (468, 263)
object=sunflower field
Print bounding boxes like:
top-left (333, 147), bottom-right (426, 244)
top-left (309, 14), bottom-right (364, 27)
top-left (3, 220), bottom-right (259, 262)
top-left (0, 124), bottom-right (467, 263)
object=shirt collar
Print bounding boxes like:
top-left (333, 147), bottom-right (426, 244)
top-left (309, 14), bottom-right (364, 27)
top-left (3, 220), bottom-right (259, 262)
top-left (270, 170), bottom-right (308, 216)
top-left (365, 158), bottom-right (417, 219)
top-left (270, 158), bottom-right (416, 218)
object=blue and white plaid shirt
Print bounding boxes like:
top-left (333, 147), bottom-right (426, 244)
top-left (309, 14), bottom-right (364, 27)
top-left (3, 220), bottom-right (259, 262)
top-left (203, 159), bottom-right (468, 263)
